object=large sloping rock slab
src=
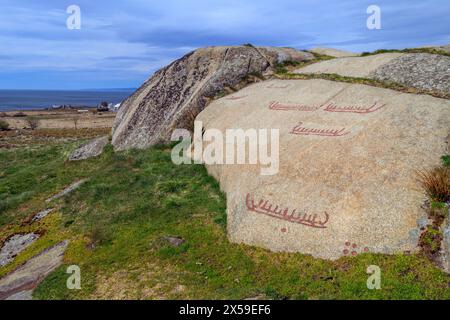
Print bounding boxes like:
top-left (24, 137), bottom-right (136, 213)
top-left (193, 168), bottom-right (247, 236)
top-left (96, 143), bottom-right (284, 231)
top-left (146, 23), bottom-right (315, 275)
top-left (196, 79), bottom-right (450, 260)
top-left (0, 241), bottom-right (68, 300)
top-left (309, 47), bottom-right (360, 58)
top-left (0, 234), bottom-right (39, 267)
top-left (112, 46), bottom-right (314, 151)
top-left (294, 53), bottom-right (403, 77)
top-left (294, 53), bottom-right (450, 95)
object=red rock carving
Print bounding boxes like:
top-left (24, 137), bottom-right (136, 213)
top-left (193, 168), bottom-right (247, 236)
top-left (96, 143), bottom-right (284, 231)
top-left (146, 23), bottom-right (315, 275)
top-left (290, 122), bottom-right (350, 137)
top-left (323, 102), bottom-right (385, 114)
top-left (245, 194), bottom-right (330, 229)
top-left (269, 101), bottom-right (320, 112)
top-left (342, 241), bottom-right (370, 256)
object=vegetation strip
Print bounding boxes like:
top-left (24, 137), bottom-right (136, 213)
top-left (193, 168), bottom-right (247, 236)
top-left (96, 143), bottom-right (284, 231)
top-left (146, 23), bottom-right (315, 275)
top-left (360, 47), bottom-right (450, 57)
top-left (274, 72), bottom-right (450, 100)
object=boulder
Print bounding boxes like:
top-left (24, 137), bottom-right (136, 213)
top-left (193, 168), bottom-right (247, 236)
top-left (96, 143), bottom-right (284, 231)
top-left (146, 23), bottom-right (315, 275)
top-left (111, 46), bottom-right (314, 151)
top-left (0, 233), bottom-right (39, 267)
top-left (0, 241), bottom-right (68, 300)
top-left (294, 52), bottom-right (450, 95)
top-left (195, 78), bottom-right (450, 260)
top-left (69, 136), bottom-right (109, 161)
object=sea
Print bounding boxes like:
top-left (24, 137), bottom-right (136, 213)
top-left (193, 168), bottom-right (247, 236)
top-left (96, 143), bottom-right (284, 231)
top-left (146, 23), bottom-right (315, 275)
top-left (0, 89), bottom-right (135, 111)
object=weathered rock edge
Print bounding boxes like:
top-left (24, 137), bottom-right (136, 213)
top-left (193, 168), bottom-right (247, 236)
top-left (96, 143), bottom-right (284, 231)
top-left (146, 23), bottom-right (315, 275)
top-left (112, 46), bottom-right (314, 151)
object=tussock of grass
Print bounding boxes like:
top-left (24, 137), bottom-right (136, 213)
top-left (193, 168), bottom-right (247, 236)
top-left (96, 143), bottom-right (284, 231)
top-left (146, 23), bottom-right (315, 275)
top-left (416, 167), bottom-right (450, 203)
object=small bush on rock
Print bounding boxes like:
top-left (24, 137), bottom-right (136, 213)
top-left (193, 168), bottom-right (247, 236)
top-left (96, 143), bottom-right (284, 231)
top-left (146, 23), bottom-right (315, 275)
top-left (417, 167), bottom-right (450, 202)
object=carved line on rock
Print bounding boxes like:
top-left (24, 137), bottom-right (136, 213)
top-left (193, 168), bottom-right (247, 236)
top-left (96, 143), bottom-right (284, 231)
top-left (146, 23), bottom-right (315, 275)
top-left (245, 193), bottom-right (330, 229)
top-left (268, 101), bottom-right (385, 114)
top-left (269, 101), bottom-right (320, 112)
top-left (290, 122), bottom-right (350, 137)
top-left (323, 102), bottom-right (385, 114)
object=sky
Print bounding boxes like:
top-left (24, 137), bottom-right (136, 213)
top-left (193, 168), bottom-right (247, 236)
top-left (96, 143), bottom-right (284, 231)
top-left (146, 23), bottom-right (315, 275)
top-left (0, 0), bottom-right (449, 90)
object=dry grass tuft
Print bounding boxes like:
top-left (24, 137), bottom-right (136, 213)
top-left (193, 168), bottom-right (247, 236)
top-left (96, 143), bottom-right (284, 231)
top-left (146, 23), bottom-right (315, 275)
top-left (416, 167), bottom-right (450, 202)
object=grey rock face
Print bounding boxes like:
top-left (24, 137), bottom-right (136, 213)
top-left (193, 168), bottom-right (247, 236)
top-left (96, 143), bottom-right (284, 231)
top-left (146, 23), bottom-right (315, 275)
top-left (31, 208), bottom-right (54, 222)
top-left (371, 53), bottom-right (450, 93)
top-left (162, 236), bottom-right (185, 247)
top-left (0, 241), bottom-right (68, 300)
top-left (45, 179), bottom-right (87, 203)
top-left (5, 290), bottom-right (33, 300)
top-left (112, 46), bottom-right (314, 151)
top-left (441, 205), bottom-right (450, 273)
top-left (69, 136), bottom-right (109, 161)
top-left (0, 233), bottom-right (39, 267)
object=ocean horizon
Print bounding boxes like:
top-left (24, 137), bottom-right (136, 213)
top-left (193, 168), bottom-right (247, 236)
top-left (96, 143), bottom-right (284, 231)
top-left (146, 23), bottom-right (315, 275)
top-left (0, 89), bottom-right (135, 111)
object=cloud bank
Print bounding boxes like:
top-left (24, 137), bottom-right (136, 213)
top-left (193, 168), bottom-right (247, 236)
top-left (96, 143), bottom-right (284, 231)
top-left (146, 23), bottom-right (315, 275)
top-left (0, 0), bottom-right (448, 89)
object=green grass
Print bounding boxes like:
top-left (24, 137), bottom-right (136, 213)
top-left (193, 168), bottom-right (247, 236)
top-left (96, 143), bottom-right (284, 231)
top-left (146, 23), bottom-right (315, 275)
top-left (1, 141), bottom-right (449, 300)
top-left (275, 72), bottom-right (450, 100)
top-left (360, 47), bottom-right (450, 57)
top-left (442, 155), bottom-right (450, 167)
top-left (274, 53), bottom-right (334, 75)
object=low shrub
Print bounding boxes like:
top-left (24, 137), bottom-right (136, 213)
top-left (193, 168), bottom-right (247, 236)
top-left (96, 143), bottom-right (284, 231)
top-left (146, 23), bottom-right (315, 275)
top-left (0, 119), bottom-right (10, 131)
top-left (25, 117), bottom-right (39, 130)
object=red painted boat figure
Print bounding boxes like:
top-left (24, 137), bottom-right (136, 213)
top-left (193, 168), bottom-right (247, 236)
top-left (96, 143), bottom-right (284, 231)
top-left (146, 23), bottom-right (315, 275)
top-left (269, 101), bottom-right (320, 112)
top-left (323, 102), bottom-right (385, 114)
top-left (245, 193), bottom-right (330, 229)
top-left (290, 122), bottom-right (350, 137)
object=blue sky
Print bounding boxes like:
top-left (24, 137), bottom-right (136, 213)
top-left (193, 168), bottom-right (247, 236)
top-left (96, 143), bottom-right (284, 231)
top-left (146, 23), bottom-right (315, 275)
top-left (0, 0), bottom-right (449, 90)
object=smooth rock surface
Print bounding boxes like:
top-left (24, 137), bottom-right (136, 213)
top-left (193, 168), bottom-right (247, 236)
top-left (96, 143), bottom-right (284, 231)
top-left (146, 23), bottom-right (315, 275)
top-left (0, 241), bottom-right (68, 300)
top-left (112, 46), bottom-right (314, 151)
top-left (196, 79), bottom-right (450, 260)
top-left (309, 47), bottom-right (360, 58)
top-left (294, 53), bottom-right (403, 78)
top-left (69, 136), bottom-right (109, 161)
top-left (0, 233), bottom-right (39, 267)
top-left (294, 52), bottom-right (450, 95)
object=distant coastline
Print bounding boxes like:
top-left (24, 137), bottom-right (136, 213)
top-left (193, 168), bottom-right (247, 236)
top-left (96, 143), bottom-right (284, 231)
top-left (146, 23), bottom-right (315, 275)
top-left (0, 89), bottom-right (135, 111)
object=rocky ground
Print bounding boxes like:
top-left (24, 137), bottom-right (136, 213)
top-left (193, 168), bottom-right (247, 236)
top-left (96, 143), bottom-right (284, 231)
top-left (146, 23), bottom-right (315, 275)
top-left (372, 53), bottom-right (450, 93)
